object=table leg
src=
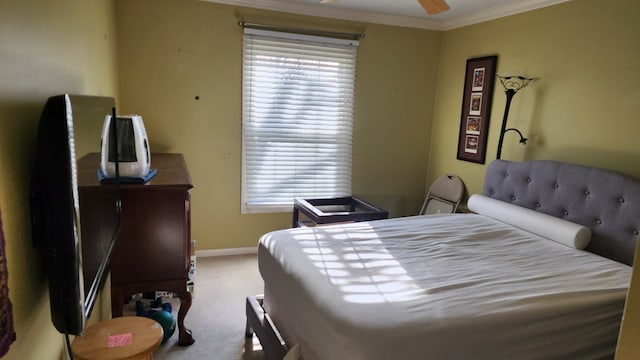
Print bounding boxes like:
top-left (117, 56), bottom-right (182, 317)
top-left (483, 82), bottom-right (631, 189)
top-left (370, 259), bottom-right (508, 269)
top-left (176, 289), bottom-right (195, 346)
top-left (292, 207), bottom-right (300, 228)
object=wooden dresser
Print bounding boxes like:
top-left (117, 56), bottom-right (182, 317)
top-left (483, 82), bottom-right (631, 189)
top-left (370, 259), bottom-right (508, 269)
top-left (77, 153), bottom-right (195, 346)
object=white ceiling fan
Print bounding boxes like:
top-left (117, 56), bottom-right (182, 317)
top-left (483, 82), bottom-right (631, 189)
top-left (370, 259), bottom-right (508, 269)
top-left (320, 0), bottom-right (450, 15)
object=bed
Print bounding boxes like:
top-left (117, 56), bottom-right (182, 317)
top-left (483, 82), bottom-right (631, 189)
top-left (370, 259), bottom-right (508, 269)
top-left (246, 159), bottom-right (640, 360)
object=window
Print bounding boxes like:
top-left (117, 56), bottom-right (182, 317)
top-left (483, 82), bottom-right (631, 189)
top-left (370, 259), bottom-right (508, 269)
top-left (241, 28), bottom-right (359, 213)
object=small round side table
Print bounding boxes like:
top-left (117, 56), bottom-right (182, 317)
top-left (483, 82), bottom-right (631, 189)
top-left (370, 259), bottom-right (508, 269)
top-left (71, 316), bottom-right (163, 360)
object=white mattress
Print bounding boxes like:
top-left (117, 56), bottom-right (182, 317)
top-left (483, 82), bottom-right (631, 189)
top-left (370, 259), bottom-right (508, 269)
top-left (258, 214), bottom-right (631, 360)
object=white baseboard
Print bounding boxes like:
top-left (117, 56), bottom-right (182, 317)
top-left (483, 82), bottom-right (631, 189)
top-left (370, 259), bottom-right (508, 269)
top-left (195, 247), bottom-right (258, 258)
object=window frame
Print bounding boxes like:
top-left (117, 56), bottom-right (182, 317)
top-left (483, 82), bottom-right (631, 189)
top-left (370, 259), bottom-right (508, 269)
top-left (241, 28), bottom-right (359, 214)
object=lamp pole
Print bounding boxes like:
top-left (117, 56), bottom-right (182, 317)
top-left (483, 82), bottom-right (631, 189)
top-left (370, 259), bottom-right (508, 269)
top-left (495, 75), bottom-right (535, 160)
top-left (496, 88), bottom-right (516, 160)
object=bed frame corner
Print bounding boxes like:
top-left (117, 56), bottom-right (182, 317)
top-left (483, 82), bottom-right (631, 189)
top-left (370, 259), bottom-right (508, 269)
top-left (245, 295), bottom-right (289, 360)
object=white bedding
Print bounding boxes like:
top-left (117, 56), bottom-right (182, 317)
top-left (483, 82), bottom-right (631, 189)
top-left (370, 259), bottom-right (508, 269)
top-left (258, 214), bottom-right (631, 360)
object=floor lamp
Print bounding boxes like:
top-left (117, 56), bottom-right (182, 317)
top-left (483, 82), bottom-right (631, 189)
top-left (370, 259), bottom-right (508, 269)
top-left (496, 75), bottom-right (535, 159)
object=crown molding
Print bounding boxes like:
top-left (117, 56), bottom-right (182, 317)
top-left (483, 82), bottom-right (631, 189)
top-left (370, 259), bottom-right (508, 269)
top-left (201, 0), bottom-right (571, 31)
top-left (203, 0), bottom-right (445, 30)
top-left (441, 0), bottom-right (573, 31)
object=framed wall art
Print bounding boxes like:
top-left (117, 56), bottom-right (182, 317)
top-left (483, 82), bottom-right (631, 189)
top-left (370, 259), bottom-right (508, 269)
top-left (456, 55), bottom-right (497, 164)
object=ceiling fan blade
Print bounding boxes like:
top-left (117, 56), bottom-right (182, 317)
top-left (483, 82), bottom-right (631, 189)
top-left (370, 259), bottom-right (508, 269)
top-left (417, 0), bottom-right (450, 15)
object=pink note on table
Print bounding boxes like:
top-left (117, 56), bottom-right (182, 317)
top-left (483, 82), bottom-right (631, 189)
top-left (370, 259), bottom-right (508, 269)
top-left (108, 332), bottom-right (133, 348)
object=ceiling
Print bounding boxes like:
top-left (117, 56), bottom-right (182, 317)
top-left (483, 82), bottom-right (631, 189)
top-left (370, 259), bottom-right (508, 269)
top-left (203, 0), bottom-right (572, 30)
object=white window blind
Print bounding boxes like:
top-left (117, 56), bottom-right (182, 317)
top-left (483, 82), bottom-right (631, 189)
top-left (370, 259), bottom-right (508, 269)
top-left (242, 28), bottom-right (359, 213)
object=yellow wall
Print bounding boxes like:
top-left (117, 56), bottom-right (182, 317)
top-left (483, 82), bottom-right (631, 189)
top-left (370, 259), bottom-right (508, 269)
top-left (428, 0), bottom-right (640, 195)
top-left (618, 239), bottom-right (640, 359)
top-left (0, 0), bottom-right (119, 359)
top-left (2, 0), bottom-right (640, 358)
top-left (426, 0), bottom-right (640, 357)
top-left (114, 0), bottom-right (441, 250)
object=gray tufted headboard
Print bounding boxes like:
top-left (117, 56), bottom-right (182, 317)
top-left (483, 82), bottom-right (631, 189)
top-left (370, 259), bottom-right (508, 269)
top-left (483, 159), bottom-right (640, 266)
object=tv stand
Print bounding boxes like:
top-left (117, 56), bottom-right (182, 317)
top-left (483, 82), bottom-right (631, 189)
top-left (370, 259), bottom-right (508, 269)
top-left (78, 153), bottom-right (195, 346)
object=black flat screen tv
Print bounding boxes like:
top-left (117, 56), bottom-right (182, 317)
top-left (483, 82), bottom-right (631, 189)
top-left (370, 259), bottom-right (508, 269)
top-left (30, 94), bottom-right (121, 335)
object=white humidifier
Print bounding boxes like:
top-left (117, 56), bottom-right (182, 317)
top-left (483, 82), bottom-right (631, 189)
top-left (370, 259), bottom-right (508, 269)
top-left (100, 114), bottom-right (150, 178)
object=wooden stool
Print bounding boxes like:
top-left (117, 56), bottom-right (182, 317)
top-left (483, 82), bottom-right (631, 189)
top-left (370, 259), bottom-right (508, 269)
top-left (71, 316), bottom-right (163, 360)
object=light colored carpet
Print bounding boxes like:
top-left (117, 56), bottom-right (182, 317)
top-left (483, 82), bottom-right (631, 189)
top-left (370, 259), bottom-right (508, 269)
top-left (127, 254), bottom-right (266, 360)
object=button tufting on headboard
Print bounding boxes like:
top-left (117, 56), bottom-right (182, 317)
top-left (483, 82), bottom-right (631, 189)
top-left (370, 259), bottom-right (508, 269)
top-left (483, 159), bottom-right (640, 266)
